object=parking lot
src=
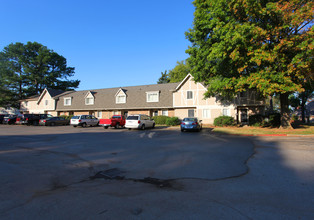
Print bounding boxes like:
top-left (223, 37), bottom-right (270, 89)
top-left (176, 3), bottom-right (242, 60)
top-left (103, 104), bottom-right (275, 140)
top-left (0, 125), bottom-right (314, 219)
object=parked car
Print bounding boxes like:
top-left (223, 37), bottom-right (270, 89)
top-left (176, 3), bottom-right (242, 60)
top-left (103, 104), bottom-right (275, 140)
top-left (39, 117), bottom-right (70, 126)
top-left (3, 115), bottom-right (17, 125)
top-left (125, 114), bottom-right (155, 130)
top-left (99, 115), bottom-right (126, 129)
top-left (0, 114), bottom-right (6, 124)
top-left (16, 114), bottom-right (53, 125)
top-left (70, 115), bottom-right (99, 127)
top-left (180, 117), bottom-right (202, 132)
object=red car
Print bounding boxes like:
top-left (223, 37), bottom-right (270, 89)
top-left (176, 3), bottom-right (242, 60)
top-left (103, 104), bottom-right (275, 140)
top-left (99, 115), bottom-right (126, 129)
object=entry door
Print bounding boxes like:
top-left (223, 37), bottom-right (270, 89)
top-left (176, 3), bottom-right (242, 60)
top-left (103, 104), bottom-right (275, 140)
top-left (240, 109), bottom-right (248, 123)
top-left (188, 109), bottom-right (194, 117)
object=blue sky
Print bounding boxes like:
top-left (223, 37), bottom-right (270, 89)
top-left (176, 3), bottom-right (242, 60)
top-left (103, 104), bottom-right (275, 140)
top-left (0, 0), bottom-right (195, 90)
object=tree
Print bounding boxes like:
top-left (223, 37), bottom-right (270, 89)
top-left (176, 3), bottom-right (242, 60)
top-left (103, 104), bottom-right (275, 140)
top-left (185, 0), bottom-right (314, 128)
top-left (289, 83), bottom-right (314, 122)
top-left (157, 60), bottom-right (191, 84)
top-left (157, 70), bottom-right (170, 84)
top-left (168, 60), bottom-right (190, 83)
top-left (0, 42), bottom-right (80, 107)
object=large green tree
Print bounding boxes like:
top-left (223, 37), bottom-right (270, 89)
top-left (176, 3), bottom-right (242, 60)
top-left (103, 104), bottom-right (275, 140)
top-left (185, 0), bottom-right (314, 128)
top-left (157, 60), bottom-right (191, 84)
top-left (0, 42), bottom-right (80, 107)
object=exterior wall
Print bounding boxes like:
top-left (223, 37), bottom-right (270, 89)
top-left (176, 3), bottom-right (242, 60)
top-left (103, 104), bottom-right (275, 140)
top-left (128, 110), bottom-right (150, 115)
top-left (173, 76), bottom-right (237, 124)
top-left (73, 111), bottom-right (90, 116)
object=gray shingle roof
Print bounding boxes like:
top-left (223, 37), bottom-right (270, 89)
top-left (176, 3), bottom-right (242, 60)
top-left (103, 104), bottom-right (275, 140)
top-left (56, 83), bottom-right (180, 111)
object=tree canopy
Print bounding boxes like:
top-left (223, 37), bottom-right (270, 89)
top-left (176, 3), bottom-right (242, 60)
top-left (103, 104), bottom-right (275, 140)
top-left (0, 42), bottom-right (80, 107)
top-left (185, 0), bottom-right (314, 128)
top-left (157, 60), bottom-right (190, 84)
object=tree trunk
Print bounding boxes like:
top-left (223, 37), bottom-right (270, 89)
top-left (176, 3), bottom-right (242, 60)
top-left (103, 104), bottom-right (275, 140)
top-left (301, 93), bottom-right (306, 123)
top-left (269, 95), bottom-right (274, 113)
top-left (280, 93), bottom-right (293, 129)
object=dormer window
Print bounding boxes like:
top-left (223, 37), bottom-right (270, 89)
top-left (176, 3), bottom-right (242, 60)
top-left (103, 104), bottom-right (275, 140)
top-left (85, 97), bottom-right (94, 105)
top-left (146, 91), bottom-right (159, 102)
top-left (85, 91), bottom-right (95, 105)
top-left (64, 97), bottom-right (72, 106)
top-left (116, 95), bottom-right (126, 104)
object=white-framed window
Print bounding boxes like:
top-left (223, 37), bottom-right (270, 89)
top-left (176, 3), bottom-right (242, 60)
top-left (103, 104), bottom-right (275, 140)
top-left (187, 91), bottom-right (193, 99)
top-left (146, 91), bottom-right (159, 102)
top-left (97, 111), bottom-right (102, 118)
top-left (162, 110), bottom-right (168, 116)
top-left (85, 97), bottom-right (94, 105)
top-left (113, 111), bottom-right (119, 115)
top-left (203, 109), bottom-right (211, 118)
top-left (64, 97), bottom-right (72, 106)
top-left (116, 95), bottom-right (126, 104)
top-left (45, 100), bottom-right (49, 106)
top-left (223, 108), bottom-right (230, 116)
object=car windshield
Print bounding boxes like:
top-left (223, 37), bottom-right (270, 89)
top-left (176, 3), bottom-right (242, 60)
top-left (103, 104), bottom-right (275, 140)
top-left (183, 118), bottom-right (197, 122)
top-left (127, 116), bottom-right (139, 120)
top-left (112, 116), bottom-right (121, 119)
top-left (71, 116), bottom-right (80, 119)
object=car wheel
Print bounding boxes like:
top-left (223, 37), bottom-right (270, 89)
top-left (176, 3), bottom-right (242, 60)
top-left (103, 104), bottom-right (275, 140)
top-left (50, 122), bottom-right (55, 126)
top-left (181, 129), bottom-right (184, 132)
top-left (141, 124), bottom-right (145, 130)
top-left (128, 128), bottom-right (131, 130)
top-left (73, 125), bottom-right (77, 127)
top-left (115, 123), bottom-right (120, 129)
top-left (82, 123), bottom-right (87, 128)
top-left (104, 126), bottom-right (109, 129)
top-left (152, 123), bottom-right (155, 128)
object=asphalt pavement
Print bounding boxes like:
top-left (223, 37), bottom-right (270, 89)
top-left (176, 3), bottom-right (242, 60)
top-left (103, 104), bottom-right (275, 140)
top-left (0, 125), bottom-right (313, 219)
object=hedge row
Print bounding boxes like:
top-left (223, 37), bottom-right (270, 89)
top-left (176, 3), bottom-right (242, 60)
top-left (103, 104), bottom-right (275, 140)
top-left (152, 116), bottom-right (181, 126)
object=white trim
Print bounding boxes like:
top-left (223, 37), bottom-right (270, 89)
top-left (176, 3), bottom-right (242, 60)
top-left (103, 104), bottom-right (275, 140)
top-left (85, 97), bottom-right (94, 105)
top-left (116, 95), bottom-right (126, 104)
top-left (175, 73), bottom-right (192, 91)
top-left (64, 97), bottom-right (72, 106)
top-left (146, 91), bottom-right (159, 102)
top-left (37, 88), bottom-right (49, 104)
top-left (115, 88), bottom-right (127, 97)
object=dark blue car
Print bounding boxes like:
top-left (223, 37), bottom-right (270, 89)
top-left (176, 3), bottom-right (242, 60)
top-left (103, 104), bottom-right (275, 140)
top-left (180, 117), bottom-right (202, 132)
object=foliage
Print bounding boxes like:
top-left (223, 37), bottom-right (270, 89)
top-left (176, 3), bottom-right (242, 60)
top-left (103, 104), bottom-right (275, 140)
top-left (263, 113), bottom-right (281, 128)
top-left (214, 116), bottom-right (235, 127)
top-left (60, 115), bottom-right (73, 120)
top-left (157, 60), bottom-right (190, 84)
top-left (168, 60), bottom-right (190, 83)
top-left (249, 114), bottom-right (264, 127)
top-left (0, 42), bottom-right (80, 107)
top-left (185, 0), bottom-right (314, 128)
top-left (157, 70), bottom-right (170, 84)
top-left (152, 115), bottom-right (169, 124)
top-left (165, 117), bottom-right (181, 126)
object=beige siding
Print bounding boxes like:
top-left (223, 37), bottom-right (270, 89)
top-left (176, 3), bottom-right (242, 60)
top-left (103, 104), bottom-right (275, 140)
top-left (173, 75), bottom-right (237, 124)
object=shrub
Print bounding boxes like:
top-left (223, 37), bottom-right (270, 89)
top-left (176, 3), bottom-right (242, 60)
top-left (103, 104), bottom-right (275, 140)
top-left (152, 115), bottom-right (169, 125)
top-left (60, 115), bottom-right (73, 120)
top-left (263, 113), bottom-right (281, 128)
top-left (165, 117), bottom-right (181, 126)
top-left (214, 116), bottom-right (235, 127)
top-left (249, 114), bottom-right (264, 127)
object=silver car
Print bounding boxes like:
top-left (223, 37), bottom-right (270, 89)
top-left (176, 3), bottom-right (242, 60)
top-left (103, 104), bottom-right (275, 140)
top-left (125, 114), bottom-right (155, 130)
top-left (70, 115), bottom-right (99, 127)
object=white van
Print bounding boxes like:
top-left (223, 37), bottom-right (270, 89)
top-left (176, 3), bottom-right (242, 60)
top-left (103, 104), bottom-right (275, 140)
top-left (70, 115), bottom-right (99, 127)
top-left (125, 114), bottom-right (155, 130)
